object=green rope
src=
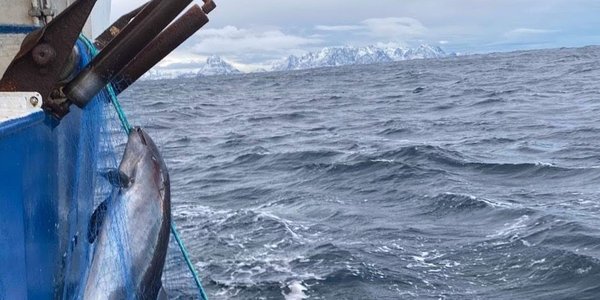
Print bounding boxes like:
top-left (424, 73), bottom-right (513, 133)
top-left (79, 35), bottom-right (208, 299)
top-left (79, 35), bottom-right (131, 133)
top-left (105, 83), bottom-right (132, 134)
top-left (171, 222), bottom-right (210, 300)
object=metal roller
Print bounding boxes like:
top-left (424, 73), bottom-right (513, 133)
top-left (64, 0), bottom-right (194, 108)
top-left (112, 5), bottom-right (210, 94)
top-left (94, 2), bottom-right (149, 50)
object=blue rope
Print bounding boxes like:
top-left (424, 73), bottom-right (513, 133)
top-left (79, 35), bottom-right (209, 299)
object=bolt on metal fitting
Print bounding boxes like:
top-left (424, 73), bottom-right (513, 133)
top-left (29, 96), bottom-right (40, 107)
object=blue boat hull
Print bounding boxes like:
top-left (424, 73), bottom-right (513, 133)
top-left (0, 83), bottom-right (102, 299)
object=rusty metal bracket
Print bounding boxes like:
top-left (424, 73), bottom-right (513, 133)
top-left (0, 0), bottom-right (97, 118)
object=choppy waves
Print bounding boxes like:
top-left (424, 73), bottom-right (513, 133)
top-left (121, 46), bottom-right (600, 299)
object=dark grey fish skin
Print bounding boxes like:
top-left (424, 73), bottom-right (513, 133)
top-left (83, 127), bottom-right (171, 299)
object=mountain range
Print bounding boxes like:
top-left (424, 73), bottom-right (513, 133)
top-left (143, 44), bottom-right (452, 80)
top-left (272, 44), bottom-right (450, 71)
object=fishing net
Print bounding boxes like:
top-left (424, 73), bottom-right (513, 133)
top-left (55, 37), bottom-right (205, 299)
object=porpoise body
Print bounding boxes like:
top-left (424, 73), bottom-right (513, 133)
top-left (83, 127), bottom-right (170, 299)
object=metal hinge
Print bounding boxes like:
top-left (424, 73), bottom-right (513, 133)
top-left (29, 7), bottom-right (57, 19)
top-left (29, 0), bottom-right (56, 24)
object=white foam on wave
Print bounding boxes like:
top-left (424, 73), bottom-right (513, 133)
top-left (371, 158), bottom-right (395, 163)
top-left (283, 281), bottom-right (309, 300)
top-left (534, 161), bottom-right (555, 167)
top-left (487, 215), bottom-right (530, 239)
top-left (439, 192), bottom-right (514, 209)
top-left (256, 211), bottom-right (307, 242)
top-left (576, 266), bottom-right (592, 274)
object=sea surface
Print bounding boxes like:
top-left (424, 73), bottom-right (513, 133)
top-left (120, 46), bottom-right (600, 299)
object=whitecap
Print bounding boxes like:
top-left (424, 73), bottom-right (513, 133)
top-left (283, 281), bottom-right (308, 300)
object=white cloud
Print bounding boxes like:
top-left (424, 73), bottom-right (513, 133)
top-left (504, 28), bottom-right (558, 38)
top-left (314, 17), bottom-right (430, 45)
top-left (315, 25), bottom-right (363, 31)
top-left (111, 0), bottom-right (600, 58)
top-left (375, 41), bottom-right (408, 48)
top-left (155, 51), bottom-right (207, 68)
top-left (191, 26), bottom-right (322, 55)
top-left (361, 17), bottom-right (428, 38)
top-left (313, 17), bottom-right (429, 42)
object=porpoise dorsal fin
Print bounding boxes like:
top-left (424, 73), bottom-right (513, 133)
top-left (87, 199), bottom-right (109, 243)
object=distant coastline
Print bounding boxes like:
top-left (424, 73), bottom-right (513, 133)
top-left (143, 44), bottom-right (455, 80)
top-left (142, 44), bottom-right (600, 80)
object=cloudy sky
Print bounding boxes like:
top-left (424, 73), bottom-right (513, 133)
top-left (111, 0), bottom-right (600, 71)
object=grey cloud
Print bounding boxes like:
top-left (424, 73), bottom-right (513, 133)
top-left (110, 0), bottom-right (600, 66)
top-left (155, 60), bottom-right (206, 70)
top-left (361, 17), bottom-right (428, 38)
top-left (189, 25), bottom-right (322, 64)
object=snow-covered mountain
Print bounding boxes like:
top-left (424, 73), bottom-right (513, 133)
top-left (272, 45), bottom-right (449, 71)
top-left (143, 55), bottom-right (241, 80)
top-left (142, 44), bottom-right (451, 79)
top-left (196, 55), bottom-right (242, 76)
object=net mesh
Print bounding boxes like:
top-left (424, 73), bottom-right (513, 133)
top-left (57, 38), bottom-right (203, 299)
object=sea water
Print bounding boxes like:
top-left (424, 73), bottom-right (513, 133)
top-left (120, 46), bottom-right (600, 299)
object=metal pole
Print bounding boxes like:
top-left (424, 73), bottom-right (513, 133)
top-left (112, 5), bottom-right (209, 94)
top-left (64, 0), bottom-right (193, 108)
